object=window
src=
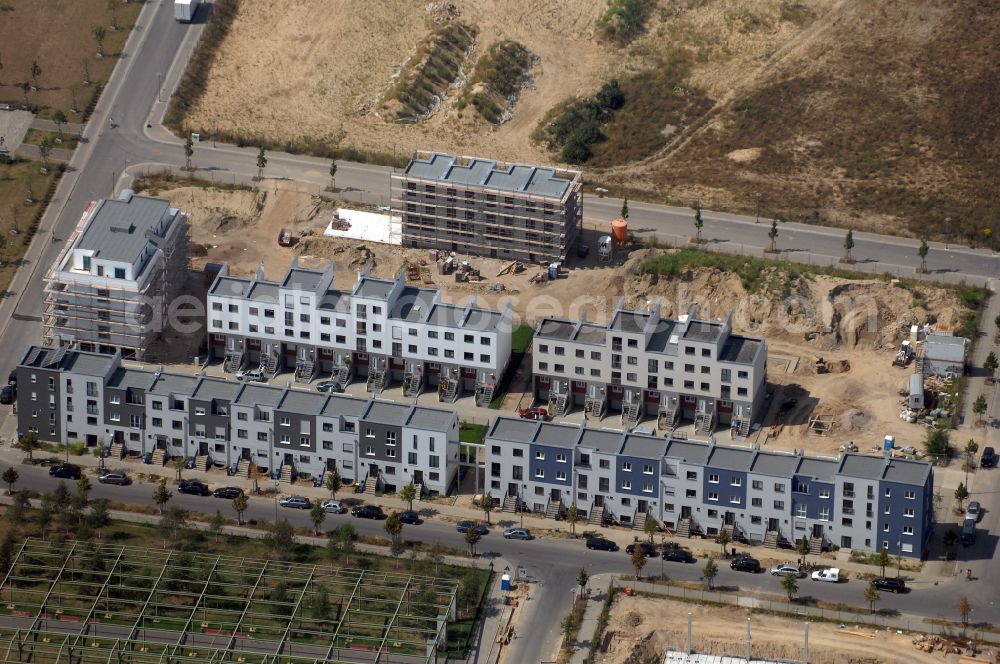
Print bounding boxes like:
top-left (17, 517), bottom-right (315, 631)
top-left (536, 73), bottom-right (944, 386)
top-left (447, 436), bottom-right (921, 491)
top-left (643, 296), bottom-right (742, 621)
top-left (480, 354), bottom-right (490, 363)
top-left (152, 400), bottom-right (162, 411)
top-left (819, 488), bottom-right (830, 499)
top-left (556, 454), bottom-right (567, 463)
top-left (751, 480), bottom-right (763, 490)
top-left (386, 431), bottom-right (396, 446)
top-left (510, 449), bottom-right (523, 458)
top-left (539, 344), bottom-right (548, 354)
top-left (751, 497), bottom-right (762, 507)
top-left (535, 451), bottom-right (545, 460)
top-left (622, 462), bottom-right (631, 472)
top-left (365, 428), bottom-right (375, 438)
top-left (708, 492), bottom-right (718, 501)
top-left (774, 483), bottom-right (785, 493)
top-left (819, 507), bottom-right (830, 521)
top-left (622, 481), bottom-right (632, 490)
top-left (444, 332), bottom-right (454, 341)
top-left (883, 505), bottom-right (891, 515)
top-left (902, 526), bottom-right (914, 536)
top-left (535, 468), bottom-right (545, 479)
top-left (774, 500), bottom-right (785, 510)
top-left (903, 508), bottom-right (914, 518)
top-left (643, 464), bottom-right (653, 475)
top-left (279, 416), bottom-right (290, 426)
top-left (556, 471), bottom-right (567, 481)
top-left (904, 490), bottom-right (915, 500)
top-left (257, 432), bottom-right (268, 441)
top-left (730, 477), bottom-right (741, 487)
top-left (795, 504), bottom-right (807, 517)
top-left (708, 473), bottom-right (719, 483)
top-left (884, 488), bottom-right (891, 498)
top-left (729, 495), bottom-right (740, 505)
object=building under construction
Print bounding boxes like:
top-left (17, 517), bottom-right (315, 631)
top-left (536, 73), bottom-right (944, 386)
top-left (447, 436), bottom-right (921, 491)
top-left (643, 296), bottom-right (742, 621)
top-left (42, 191), bottom-right (189, 361)
top-left (392, 151), bottom-right (583, 264)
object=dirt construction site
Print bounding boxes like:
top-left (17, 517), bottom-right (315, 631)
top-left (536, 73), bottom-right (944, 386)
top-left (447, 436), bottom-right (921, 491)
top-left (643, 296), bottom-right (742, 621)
top-left (601, 595), bottom-right (987, 664)
top-left (140, 182), bottom-right (972, 457)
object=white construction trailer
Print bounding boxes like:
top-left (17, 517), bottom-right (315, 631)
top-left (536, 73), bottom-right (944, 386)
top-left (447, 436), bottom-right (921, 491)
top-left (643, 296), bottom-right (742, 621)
top-left (174, 0), bottom-right (201, 22)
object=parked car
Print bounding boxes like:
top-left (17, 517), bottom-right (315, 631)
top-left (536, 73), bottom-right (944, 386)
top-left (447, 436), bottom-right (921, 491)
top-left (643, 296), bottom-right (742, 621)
top-left (811, 568), bottom-right (840, 583)
top-left (625, 542), bottom-right (658, 557)
top-left (0, 385), bottom-right (14, 405)
top-left (662, 549), bottom-right (695, 563)
top-left (456, 520), bottom-right (489, 535)
top-left (730, 556), bottom-right (761, 573)
top-left (398, 510), bottom-right (421, 525)
top-left (769, 564), bottom-right (804, 578)
top-left (315, 380), bottom-right (343, 393)
top-left (321, 499), bottom-right (346, 514)
top-left (872, 577), bottom-right (907, 593)
top-left (981, 447), bottom-right (996, 468)
top-left (178, 481), bottom-right (211, 496)
top-left (503, 528), bottom-right (532, 540)
top-left (965, 500), bottom-right (982, 522)
top-left (97, 472), bottom-right (131, 486)
top-left (585, 537), bottom-right (619, 552)
top-left (237, 369), bottom-right (266, 383)
top-left (351, 505), bottom-right (384, 519)
top-left (213, 486), bottom-right (244, 500)
top-left (49, 464), bottom-right (81, 480)
top-left (279, 496), bottom-right (312, 509)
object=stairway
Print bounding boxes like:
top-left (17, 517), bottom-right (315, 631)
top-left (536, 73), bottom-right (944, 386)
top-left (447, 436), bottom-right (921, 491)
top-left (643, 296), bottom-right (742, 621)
top-left (364, 475), bottom-right (378, 495)
top-left (916, 354), bottom-right (924, 373)
top-left (236, 458), bottom-right (252, 478)
top-left (438, 377), bottom-right (459, 403)
top-left (193, 455), bottom-right (211, 472)
top-left (224, 350), bottom-right (244, 374)
top-left (763, 530), bottom-right (780, 549)
top-left (676, 517), bottom-right (692, 538)
top-left (403, 369), bottom-right (423, 398)
top-left (632, 511), bottom-right (649, 532)
top-left (544, 498), bottom-right (562, 519)
top-left (732, 417), bottom-right (751, 438)
top-left (150, 449), bottom-right (167, 466)
top-left (295, 359), bottom-right (315, 384)
top-left (622, 401), bottom-right (641, 429)
top-left (658, 404), bottom-right (678, 432)
top-left (809, 535), bottom-right (824, 555)
top-left (584, 394), bottom-right (606, 420)
top-left (333, 364), bottom-right (351, 390)
top-left (478, 382), bottom-right (495, 407)
top-left (502, 493), bottom-right (519, 513)
top-left (262, 353), bottom-right (279, 376)
top-left (367, 368), bottom-right (386, 394)
top-left (588, 505), bottom-right (606, 526)
top-left (279, 464), bottom-right (294, 484)
top-left (721, 523), bottom-right (735, 540)
top-left (550, 392), bottom-right (569, 418)
top-left (695, 408), bottom-right (714, 435)
top-left (413, 483), bottom-right (423, 501)
top-left (109, 442), bottom-right (125, 460)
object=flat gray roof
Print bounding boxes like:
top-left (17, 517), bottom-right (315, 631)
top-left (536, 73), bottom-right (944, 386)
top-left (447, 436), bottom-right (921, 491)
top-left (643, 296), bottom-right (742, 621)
top-left (191, 377), bottom-right (240, 402)
top-left (882, 458), bottom-right (931, 485)
top-left (533, 423), bottom-right (581, 449)
top-left (749, 451), bottom-right (802, 478)
top-left (390, 287), bottom-right (436, 322)
top-left (610, 310), bottom-right (648, 334)
top-left (404, 152), bottom-right (576, 199)
top-left (795, 457), bottom-right (838, 482)
top-left (720, 337), bottom-right (760, 364)
top-left (210, 275), bottom-right (252, 297)
top-left (925, 333), bottom-right (966, 347)
top-left (62, 352), bottom-right (117, 377)
top-left (317, 290), bottom-right (351, 312)
top-left (684, 321), bottom-right (723, 343)
top-left (663, 438), bottom-right (711, 466)
top-left (578, 428), bottom-right (623, 453)
top-left (247, 281), bottom-right (280, 303)
top-left (76, 195), bottom-right (172, 263)
top-left (282, 267), bottom-right (325, 293)
top-left (234, 383), bottom-right (284, 408)
top-left (354, 277), bottom-right (395, 300)
top-left (148, 373), bottom-right (198, 396)
top-left (106, 367), bottom-right (153, 391)
top-left (277, 389), bottom-right (326, 414)
top-left (576, 324), bottom-right (608, 345)
top-left (536, 319), bottom-right (575, 341)
top-left (406, 406), bottom-right (454, 432)
top-left (706, 446), bottom-right (755, 471)
top-left (320, 394), bottom-right (369, 418)
top-left (619, 433), bottom-right (667, 459)
top-left (363, 401), bottom-right (411, 426)
top-left (487, 417), bottom-right (540, 444)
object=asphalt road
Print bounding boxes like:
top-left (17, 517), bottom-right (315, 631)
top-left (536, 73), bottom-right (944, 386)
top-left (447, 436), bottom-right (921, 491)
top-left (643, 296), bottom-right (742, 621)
top-left (9, 465), bottom-right (984, 642)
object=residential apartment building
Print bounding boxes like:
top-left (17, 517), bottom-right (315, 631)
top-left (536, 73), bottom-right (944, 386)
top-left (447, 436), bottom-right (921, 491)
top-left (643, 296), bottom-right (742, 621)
top-left (485, 417), bottom-right (934, 558)
top-left (391, 151), bottom-right (583, 263)
top-left (206, 259), bottom-right (513, 404)
top-left (532, 303), bottom-right (767, 435)
top-left (43, 191), bottom-right (189, 360)
top-left (15, 345), bottom-right (459, 496)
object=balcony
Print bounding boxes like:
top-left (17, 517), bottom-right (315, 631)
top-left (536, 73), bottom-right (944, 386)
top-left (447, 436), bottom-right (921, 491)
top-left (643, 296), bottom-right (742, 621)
top-left (841, 508), bottom-right (855, 515)
top-left (843, 490), bottom-right (855, 498)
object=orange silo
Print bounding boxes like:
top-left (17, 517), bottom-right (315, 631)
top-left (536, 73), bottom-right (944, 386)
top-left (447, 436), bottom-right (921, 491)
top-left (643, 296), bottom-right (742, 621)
top-left (611, 217), bottom-right (628, 245)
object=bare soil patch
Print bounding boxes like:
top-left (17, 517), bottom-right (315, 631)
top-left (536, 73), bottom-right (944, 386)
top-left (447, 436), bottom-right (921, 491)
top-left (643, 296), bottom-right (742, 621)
top-left (601, 595), bottom-right (967, 664)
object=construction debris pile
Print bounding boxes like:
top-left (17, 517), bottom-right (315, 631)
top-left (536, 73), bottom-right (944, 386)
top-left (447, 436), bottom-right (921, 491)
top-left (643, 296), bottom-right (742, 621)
top-left (910, 633), bottom-right (982, 657)
top-left (899, 375), bottom-right (955, 427)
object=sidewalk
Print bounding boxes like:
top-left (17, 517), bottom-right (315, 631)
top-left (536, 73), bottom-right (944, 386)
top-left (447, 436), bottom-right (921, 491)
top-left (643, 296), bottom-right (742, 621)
top-left (0, 441), bottom-right (953, 586)
top-left (569, 581), bottom-right (612, 664)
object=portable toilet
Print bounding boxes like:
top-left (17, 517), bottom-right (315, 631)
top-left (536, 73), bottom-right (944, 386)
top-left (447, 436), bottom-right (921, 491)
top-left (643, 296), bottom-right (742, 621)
top-left (500, 573), bottom-right (511, 592)
top-left (598, 235), bottom-right (613, 262)
top-left (883, 435), bottom-right (895, 457)
top-left (548, 263), bottom-right (560, 280)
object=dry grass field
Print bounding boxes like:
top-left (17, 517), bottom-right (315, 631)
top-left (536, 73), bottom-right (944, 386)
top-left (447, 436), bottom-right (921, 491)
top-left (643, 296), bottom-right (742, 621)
top-left (184, 0), bottom-right (999, 240)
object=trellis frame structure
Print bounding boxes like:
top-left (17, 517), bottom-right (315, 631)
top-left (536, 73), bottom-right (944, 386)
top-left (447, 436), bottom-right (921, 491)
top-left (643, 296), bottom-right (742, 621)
top-left (0, 538), bottom-right (457, 664)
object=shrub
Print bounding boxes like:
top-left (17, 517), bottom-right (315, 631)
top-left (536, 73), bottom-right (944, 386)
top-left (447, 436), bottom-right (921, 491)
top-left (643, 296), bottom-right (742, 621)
top-left (597, 0), bottom-right (654, 46)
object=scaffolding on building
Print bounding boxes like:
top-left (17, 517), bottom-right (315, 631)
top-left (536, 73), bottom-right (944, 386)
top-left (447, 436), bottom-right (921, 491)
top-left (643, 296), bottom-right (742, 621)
top-left (0, 538), bottom-right (457, 664)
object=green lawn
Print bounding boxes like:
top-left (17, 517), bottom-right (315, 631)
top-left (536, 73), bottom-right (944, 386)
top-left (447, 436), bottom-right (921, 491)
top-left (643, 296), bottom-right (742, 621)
top-left (459, 423), bottom-right (489, 444)
top-left (22, 128), bottom-right (81, 151)
top-left (511, 323), bottom-right (534, 354)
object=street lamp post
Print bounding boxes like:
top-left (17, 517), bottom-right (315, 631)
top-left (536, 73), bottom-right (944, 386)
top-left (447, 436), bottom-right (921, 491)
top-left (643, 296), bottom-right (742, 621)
top-left (755, 192), bottom-right (763, 224)
top-left (156, 72), bottom-right (162, 103)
